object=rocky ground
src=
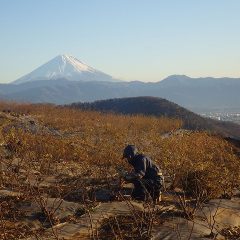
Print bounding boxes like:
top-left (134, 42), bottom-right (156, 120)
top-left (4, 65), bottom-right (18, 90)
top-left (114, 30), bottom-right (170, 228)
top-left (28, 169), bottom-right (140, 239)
top-left (0, 111), bottom-right (240, 240)
top-left (1, 183), bottom-right (240, 240)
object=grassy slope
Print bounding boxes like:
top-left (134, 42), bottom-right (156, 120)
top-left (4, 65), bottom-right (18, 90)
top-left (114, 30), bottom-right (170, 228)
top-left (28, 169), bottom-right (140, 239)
top-left (70, 96), bottom-right (240, 138)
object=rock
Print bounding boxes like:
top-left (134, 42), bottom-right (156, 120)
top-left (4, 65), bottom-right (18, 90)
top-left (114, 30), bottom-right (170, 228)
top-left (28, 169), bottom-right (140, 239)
top-left (44, 201), bottom-right (144, 239)
top-left (22, 219), bottom-right (42, 231)
top-left (95, 189), bottom-right (114, 201)
top-left (0, 189), bottom-right (22, 198)
top-left (21, 197), bottom-right (84, 223)
top-left (199, 198), bottom-right (240, 228)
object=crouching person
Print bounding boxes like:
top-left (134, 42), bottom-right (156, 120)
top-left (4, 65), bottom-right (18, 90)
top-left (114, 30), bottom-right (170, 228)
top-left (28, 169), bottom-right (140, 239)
top-left (122, 145), bottom-right (164, 203)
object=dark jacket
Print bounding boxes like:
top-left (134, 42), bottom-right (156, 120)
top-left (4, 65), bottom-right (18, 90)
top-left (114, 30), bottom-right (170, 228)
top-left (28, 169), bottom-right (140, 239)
top-left (128, 154), bottom-right (161, 180)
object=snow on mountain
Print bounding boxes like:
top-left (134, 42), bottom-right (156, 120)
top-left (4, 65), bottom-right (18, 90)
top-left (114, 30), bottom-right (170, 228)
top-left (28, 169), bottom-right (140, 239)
top-left (13, 54), bottom-right (119, 84)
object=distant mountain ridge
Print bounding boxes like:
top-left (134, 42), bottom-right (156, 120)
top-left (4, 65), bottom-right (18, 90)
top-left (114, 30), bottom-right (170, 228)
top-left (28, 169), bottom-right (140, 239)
top-left (1, 75), bottom-right (239, 111)
top-left (1, 54), bottom-right (240, 111)
top-left (13, 54), bottom-right (120, 84)
top-left (69, 96), bottom-right (240, 139)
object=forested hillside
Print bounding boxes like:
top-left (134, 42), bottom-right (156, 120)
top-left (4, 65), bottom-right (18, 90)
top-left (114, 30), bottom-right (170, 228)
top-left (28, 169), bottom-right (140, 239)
top-left (71, 96), bottom-right (240, 138)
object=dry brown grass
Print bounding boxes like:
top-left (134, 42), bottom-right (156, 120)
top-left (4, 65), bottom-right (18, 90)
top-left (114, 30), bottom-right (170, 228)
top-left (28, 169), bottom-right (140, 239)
top-left (158, 132), bottom-right (240, 199)
top-left (1, 101), bottom-right (239, 198)
top-left (0, 101), bottom-right (240, 239)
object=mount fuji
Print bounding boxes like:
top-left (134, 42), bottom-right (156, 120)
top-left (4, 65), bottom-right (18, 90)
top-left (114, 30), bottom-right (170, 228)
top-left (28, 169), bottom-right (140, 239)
top-left (13, 54), bottom-right (120, 84)
top-left (0, 56), bottom-right (239, 112)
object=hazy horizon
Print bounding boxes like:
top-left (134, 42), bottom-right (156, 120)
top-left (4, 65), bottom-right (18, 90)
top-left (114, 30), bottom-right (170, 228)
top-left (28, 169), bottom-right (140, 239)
top-left (1, 0), bottom-right (240, 83)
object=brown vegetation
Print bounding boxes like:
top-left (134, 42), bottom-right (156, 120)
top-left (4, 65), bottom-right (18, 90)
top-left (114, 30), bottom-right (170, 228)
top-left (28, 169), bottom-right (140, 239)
top-left (0, 101), bottom-right (239, 239)
top-left (70, 96), bottom-right (240, 138)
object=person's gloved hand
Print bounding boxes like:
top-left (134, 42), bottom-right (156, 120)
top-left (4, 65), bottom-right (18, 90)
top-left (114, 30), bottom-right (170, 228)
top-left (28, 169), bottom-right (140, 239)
top-left (124, 173), bottom-right (137, 182)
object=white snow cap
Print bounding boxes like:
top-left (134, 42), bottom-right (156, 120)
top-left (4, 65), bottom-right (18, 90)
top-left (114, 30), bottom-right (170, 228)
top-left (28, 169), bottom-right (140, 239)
top-left (13, 54), bottom-right (119, 84)
top-left (57, 54), bottom-right (95, 73)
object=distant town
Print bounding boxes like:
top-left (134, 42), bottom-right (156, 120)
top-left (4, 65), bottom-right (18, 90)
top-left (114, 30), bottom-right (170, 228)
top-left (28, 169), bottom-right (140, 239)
top-left (200, 109), bottom-right (240, 124)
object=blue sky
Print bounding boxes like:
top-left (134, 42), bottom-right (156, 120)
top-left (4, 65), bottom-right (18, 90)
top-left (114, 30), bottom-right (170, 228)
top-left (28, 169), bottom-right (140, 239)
top-left (0, 0), bottom-right (240, 83)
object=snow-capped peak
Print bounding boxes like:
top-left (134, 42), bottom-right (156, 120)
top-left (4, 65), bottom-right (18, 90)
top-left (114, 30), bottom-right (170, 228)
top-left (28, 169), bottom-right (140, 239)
top-left (57, 54), bottom-right (95, 73)
top-left (13, 54), bottom-right (119, 84)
